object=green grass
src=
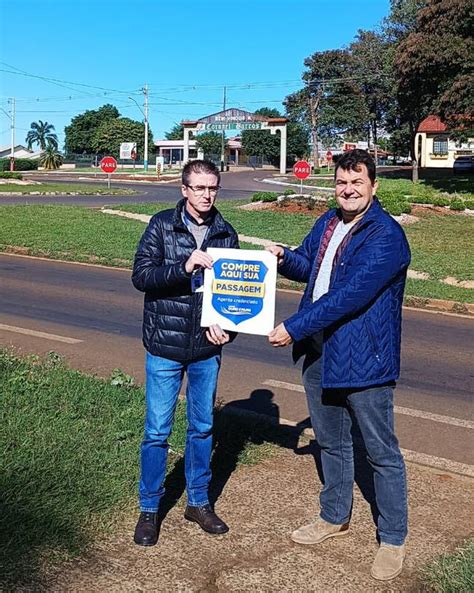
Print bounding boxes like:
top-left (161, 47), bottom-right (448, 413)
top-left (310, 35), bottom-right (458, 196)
top-left (0, 205), bottom-right (145, 266)
top-left (0, 182), bottom-right (136, 195)
top-left (286, 174), bottom-right (474, 201)
top-left (420, 540), bottom-right (474, 593)
top-left (404, 211), bottom-right (474, 281)
top-left (0, 349), bottom-right (283, 590)
top-left (0, 201), bottom-right (472, 302)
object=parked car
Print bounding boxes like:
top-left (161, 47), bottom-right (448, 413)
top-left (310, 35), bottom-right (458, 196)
top-left (453, 155), bottom-right (474, 174)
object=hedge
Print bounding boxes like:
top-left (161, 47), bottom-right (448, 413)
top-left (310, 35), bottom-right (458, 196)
top-left (0, 158), bottom-right (39, 171)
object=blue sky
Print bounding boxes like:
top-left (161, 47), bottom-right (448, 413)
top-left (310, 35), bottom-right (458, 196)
top-left (0, 0), bottom-right (391, 150)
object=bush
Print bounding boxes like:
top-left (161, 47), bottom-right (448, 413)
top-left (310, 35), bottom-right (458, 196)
top-left (379, 192), bottom-right (412, 216)
top-left (432, 196), bottom-right (450, 207)
top-left (464, 199), bottom-right (474, 210)
top-left (283, 188), bottom-right (295, 196)
top-left (0, 158), bottom-right (39, 171)
top-left (450, 198), bottom-right (465, 211)
top-left (0, 171), bottom-right (23, 179)
top-left (326, 197), bottom-right (337, 209)
top-left (312, 167), bottom-right (320, 175)
top-left (251, 191), bottom-right (278, 203)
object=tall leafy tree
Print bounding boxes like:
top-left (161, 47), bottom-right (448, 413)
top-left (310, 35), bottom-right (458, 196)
top-left (241, 107), bottom-right (308, 167)
top-left (91, 117), bottom-right (153, 159)
top-left (26, 120), bottom-right (58, 150)
top-left (165, 123), bottom-right (184, 140)
top-left (64, 104), bottom-right (119, 155)
top-left (195, 132), bottom-right (224, 158)
top-left (284, 49), bottom-right (368, 164)
top-left (396, 0), bottom-right (473, 139)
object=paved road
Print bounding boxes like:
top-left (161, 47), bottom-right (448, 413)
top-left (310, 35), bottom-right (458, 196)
top-left (1, 254), bottom-right (473, 473)
top-left (0, 170), bottom-right (281, 206)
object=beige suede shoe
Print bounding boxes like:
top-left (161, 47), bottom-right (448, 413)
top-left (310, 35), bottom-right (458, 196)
top-left (291, 517), bottom-right (350, 545)
top-left (371, 543), bottom-right (406, 581)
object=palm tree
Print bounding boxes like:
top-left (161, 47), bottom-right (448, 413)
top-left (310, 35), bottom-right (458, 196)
top-left (26, 120), bottom-right (58, 150)
top-left (39, 145), bottom-right (63, 170)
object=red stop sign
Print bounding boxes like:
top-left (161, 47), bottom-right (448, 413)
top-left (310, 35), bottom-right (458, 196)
top-left (293, 160), bottom-right (311, 179)
top-left (100, 156), bottom-right (117, 173)
top-left (326, 151), bottom-right (333, 161)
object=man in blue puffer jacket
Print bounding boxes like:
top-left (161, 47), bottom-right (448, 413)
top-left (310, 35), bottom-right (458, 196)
top-left (132, 159), bottom-right (239, 546)
top-left (267, 150), bottom-right (410, 581)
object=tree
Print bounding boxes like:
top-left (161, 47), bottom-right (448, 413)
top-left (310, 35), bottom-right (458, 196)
top-left (350, 30), bottom-right (395, 147)
top-left (240, 107), bottom-right (308, 167)
top-left (396, 0), bottom-right (473, 140)
top-left (284, 50), bottom-right (368, 164)
top-left (64, 104), bottom-right (119, 155)
top-left (26, 120), bottom-right (58, 150)
top-left (165, 123), bottom-right (184, 140)
top-left (39, 145), bottom-right (63, 170)
top-left (195, 132), bottom-right (223, 158)
top-left (91, 117), bottom-right (154, 160)
top-left (383, 0), bottom-right (426, 42)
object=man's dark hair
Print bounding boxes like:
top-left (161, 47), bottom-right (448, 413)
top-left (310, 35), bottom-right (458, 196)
top-left (182, 159), bottom-right (221, 186)
top-left (335, 149), bottom-right (376, 184)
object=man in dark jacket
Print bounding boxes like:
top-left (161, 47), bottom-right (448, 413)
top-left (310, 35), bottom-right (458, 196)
top-left (267, 150), bottom-right (410, 581)
top-left (132, 159), bottom-right (239, 546)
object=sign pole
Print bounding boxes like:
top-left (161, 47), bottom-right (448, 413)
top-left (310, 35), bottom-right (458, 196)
top-left (108, 173), bottom-right (111, 189)
top-left (300, 179), bottom-right (303, 195)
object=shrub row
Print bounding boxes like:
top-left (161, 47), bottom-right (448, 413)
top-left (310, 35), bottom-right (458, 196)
top-left (0, 158), bottom-right (39, 171)
top-left (0, 171), bottom-right (23, 179)
top-left (251, 191), bottom-right (279, 203)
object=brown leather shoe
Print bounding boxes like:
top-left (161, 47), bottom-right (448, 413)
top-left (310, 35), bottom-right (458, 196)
top-left (133, 511), bottom-right (158, 546)
top-left (184, 504), bottom-right (229, 534)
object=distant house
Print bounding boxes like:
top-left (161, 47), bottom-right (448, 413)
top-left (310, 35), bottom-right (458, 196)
top-left (0, 144), bottom-right (42, 160)
top-left (414, 115), bottom-right (473, 168)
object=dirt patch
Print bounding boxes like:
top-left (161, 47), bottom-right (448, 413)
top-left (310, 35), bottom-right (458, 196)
top-left (40, 448), bottom-right (473, 593)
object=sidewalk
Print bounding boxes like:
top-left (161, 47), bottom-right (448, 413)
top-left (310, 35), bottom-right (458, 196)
top-left (46, 445), bottom-right (473, 592)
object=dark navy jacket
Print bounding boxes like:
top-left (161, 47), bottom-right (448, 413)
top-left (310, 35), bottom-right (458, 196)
top-left (132, 199), bottom-right (239, 362)
top-left (280, 199), bottom-right (411, 388)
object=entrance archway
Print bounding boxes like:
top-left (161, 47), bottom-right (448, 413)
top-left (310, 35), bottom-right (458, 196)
top-left (181, 108), bottom-right (288, 174)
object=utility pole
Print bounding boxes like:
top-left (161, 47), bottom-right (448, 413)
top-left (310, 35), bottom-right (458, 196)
top-left (9, 97), bottom-right (15, 172)
top-left (308, 85), bottom-right (323, 171)
top-left (143, 84), bottom-right (149, 172)
top-left (220, 86), bottom-right (226, 172)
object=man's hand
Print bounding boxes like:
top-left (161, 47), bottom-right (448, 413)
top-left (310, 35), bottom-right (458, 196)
top-left (265, 244), bottom-right (285, 264)
top-left (206, 324), bottom-right (230, 346)
top-left (268, 323), bottom-right (293, 347)
top-left (185, 250), bottom-right (213, 274)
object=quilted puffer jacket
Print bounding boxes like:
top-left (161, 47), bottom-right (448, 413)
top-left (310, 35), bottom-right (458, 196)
top-left (132, 199), bottom-right (239, 362)
top-left (280, 198), bottom-right (411, 388)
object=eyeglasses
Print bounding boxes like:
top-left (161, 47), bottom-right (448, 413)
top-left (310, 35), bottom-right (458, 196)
top-left (185, 184), bottom-right (220, 197)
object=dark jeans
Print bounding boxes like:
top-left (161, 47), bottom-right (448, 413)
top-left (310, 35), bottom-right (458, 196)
top-left (302, 355), bottom-right (408, 546)
top-left (139, 352), bottom-right (221, 512)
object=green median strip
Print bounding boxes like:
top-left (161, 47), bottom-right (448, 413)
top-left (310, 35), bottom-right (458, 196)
top-left (0, 201), bottom-right (472, 303)
top-left (0, 182), bottom-right (136, 195)
top-left (420, 540), bottom-right (474, 593)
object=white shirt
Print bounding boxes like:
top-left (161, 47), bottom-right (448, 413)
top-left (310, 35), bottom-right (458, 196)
top-left (312, 220), bottom-right (356, 302)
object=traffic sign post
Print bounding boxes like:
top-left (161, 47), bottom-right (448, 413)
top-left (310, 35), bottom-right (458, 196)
top-left (100, 156), bottom-right (118, 189)
top-left (293, 160), bottom-right (311, 194)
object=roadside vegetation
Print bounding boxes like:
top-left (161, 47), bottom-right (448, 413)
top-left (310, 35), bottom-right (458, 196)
top-left (420, 540), bottom-right (474, 593)
top-left (0, 182), bottom-right (136, 195)
top-left (0, 348), bottom-right (281, 589)
top-left (0, 200), bottom-right (472, 303)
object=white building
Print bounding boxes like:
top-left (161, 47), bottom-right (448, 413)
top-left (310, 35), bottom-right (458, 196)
top-left (415, 115), bottom-right (473, 168)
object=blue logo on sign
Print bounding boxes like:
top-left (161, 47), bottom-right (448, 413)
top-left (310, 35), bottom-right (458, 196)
top-left (211, 258), bottom-right (268, 325)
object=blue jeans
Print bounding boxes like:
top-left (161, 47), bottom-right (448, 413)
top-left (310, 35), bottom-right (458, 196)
top-left (303, 355), bottom-right (408, 546)
top-left (139, 352), bottom-right (221, 512)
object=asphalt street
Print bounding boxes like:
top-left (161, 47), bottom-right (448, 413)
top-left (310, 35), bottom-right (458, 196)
top-left (0, 169), bottom-right (282, 206)
top-left (1, 254), bottom-right (473, 472)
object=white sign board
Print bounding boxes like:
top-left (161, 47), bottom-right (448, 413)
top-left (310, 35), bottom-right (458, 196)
top-left (156, 156), bottom-right (165, 172)
top-left (201, 248), bottom-right (277, 336)
top-left (120, 142), bottom-right (137, 160)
